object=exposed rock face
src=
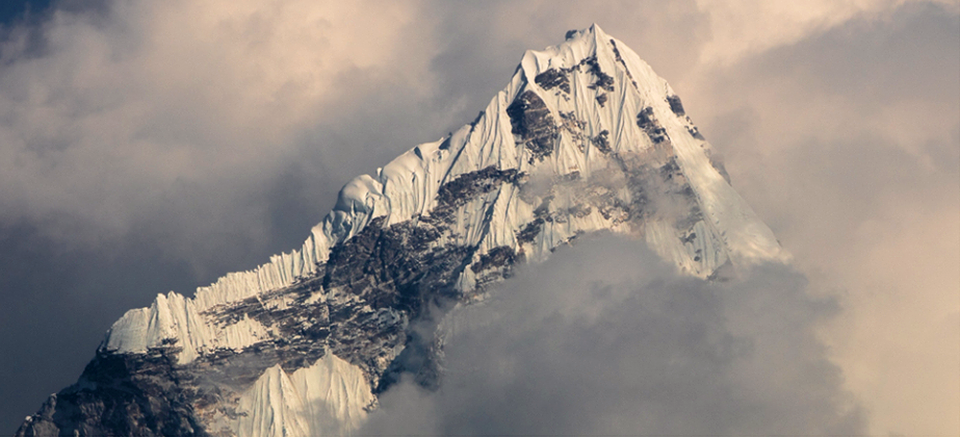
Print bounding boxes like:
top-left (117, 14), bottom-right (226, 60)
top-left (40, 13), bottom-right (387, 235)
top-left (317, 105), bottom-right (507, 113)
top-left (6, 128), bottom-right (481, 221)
top-left (535, 68), bottom-right (570, 93)
top-left (17, 24), bottom-right (784, 437)
top-left (637, 106), bottom-right (669, 144)
top-left (507, 90), bottom-right (558, 163)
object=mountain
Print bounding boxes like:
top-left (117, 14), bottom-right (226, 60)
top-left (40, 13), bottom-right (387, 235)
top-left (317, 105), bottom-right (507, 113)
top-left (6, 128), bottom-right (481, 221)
top-left (15, 24), bottom-right (784, 436)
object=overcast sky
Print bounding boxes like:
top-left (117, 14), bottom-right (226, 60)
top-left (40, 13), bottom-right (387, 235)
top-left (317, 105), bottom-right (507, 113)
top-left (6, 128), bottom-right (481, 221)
top-left (0, 0), bottom-right (956, 434)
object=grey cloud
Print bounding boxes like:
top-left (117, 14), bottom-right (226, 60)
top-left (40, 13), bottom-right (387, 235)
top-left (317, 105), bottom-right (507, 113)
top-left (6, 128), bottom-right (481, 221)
top-left (363, 236), bottom-right (864, 435)
top-left (687, 3), bottom-right (959, 433)
top-left (0, 222), bottom-right (202, 424)
top-left (0, 1), bottom-right (446, 425)
top-left (0, 0), bottom-right (955, 432)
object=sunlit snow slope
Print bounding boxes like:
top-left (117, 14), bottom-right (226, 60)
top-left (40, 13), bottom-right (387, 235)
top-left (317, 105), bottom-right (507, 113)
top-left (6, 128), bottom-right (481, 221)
top-left (18, 24), bottom-right (784, 437)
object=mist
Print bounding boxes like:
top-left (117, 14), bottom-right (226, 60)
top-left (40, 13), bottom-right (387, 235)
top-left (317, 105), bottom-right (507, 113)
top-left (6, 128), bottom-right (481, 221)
top-left (362, 236), bottom-right (865, 435)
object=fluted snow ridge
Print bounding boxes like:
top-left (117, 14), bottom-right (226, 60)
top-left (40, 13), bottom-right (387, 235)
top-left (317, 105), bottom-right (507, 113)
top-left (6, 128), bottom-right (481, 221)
top-left (100, 23), bottom-right (784, 365)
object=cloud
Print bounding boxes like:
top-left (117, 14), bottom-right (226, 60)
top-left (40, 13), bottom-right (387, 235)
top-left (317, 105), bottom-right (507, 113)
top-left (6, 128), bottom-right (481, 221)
top-left (0, 0), bottom-right (951, 264)
top-left (0, 0), bottom-right (445, 425)
top-left (683, 4), bottom-right (960, 433)
top-left (0, 0), bottom-right (444, 266)
top-left (0, 0), bottom-right (956, 433)
top-left (362, 236), bottom-right (865, 435)
top-left (691, 0), bottom-right (959, 64)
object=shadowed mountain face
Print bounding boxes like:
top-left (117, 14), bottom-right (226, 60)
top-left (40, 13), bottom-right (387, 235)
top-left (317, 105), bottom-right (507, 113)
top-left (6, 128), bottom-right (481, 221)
top-left (16, 24), bottom-right (783, 437)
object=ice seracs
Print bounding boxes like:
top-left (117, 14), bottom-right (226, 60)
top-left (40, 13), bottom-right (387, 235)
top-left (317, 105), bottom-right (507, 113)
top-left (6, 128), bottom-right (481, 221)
top-left (20, 24), bottom-right (785, 437)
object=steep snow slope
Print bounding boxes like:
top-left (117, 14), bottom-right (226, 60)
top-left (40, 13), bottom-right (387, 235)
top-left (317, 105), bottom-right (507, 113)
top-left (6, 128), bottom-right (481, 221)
top-left (233, 355), bottom-right (374, 437)
top-left (18, 24), bottom-right (784, 437)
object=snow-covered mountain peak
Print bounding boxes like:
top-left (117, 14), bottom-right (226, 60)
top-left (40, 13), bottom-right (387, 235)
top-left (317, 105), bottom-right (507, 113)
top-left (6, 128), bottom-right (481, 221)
top-left (18, 25), bottom-right (785, 437)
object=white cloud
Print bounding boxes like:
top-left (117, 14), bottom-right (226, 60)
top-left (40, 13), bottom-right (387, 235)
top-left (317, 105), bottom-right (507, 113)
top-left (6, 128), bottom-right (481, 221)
top-left (363, 237), bottom-right (865, 435)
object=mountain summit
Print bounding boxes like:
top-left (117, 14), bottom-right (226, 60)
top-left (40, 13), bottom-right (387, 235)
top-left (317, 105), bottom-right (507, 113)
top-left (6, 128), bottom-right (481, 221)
top-left (17, 24), bottom-right (784, 436)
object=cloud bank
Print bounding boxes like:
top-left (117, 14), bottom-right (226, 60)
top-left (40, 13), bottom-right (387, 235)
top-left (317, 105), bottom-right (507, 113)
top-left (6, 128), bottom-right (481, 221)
top-left (363, 237), bottom-right (864, 435)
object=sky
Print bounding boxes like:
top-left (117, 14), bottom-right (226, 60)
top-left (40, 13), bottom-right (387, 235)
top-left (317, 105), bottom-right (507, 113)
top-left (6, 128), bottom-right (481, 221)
top-left (0, 0), bottom-right (957, 434)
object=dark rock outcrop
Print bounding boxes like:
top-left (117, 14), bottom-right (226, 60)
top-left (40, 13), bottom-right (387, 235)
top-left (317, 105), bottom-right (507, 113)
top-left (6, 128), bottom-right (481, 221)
top-left (507, 90), bottom-right (558, 163)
